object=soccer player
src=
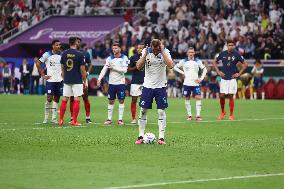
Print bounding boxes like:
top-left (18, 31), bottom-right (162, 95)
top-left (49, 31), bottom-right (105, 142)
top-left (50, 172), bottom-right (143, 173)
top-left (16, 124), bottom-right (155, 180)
top-left (251, 60), bottom-right (265, 100)
top-left (174, 47), bottom-right (207, 121)
top-left (59, 37), bottom-right (87, 126)
top-left (128, 43), bottom-right (145, 124)
top-left (135, 39), bottom-right (174, 145)
top-left (69, 40), bottom-right (93, 123)
top-left (212, 39), bottom-right (248, 120)
top-left (36, 40), bottom-right (63, 124)
top-left (97, 43), bottom-right (129, 125)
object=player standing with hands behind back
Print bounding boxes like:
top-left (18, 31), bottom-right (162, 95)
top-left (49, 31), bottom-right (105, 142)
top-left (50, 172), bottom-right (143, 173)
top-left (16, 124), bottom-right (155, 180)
top-left (213, 39), bottom-right (248, 120)
top-left (59, 37), bottom-right (87, 126)
top-left (135, 39), bottom-right (174, 145)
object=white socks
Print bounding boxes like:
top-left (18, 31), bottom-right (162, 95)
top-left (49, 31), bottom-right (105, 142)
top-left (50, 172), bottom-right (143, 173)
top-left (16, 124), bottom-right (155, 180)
top-left (44, 101), bottom-right (51, 120)
top-left (158, 109), bottom-right (166, 139)
top-left (107, 104), bottom-right (114, 120)
top-left (138, 108), bottom-right (147, 137)
top-left (196, 100), bottom-right (202, 117)
top-left (261, 92), bottom-right (265, 100)
top-left (185, 100), bottom-right (192, 116)
top-left (118, 103), bottom-right (124, 120)
top-left (52, 101), bottom-right (58, 120)
top-left (254, 92), bottom-right (257, 99)
top-left (185, 99), bottom-right (202, 117)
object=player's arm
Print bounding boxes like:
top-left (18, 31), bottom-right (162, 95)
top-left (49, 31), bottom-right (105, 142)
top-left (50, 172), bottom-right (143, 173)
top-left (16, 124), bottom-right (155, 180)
top-left (136, 47), bottom-right (148, 70)
top-left (173, 61), bottom-right (185, 75)
top-left (36, 54), bottom-right (50, 80)
top-left (161, 46), bottom-right (174, 69)
top-left (127, 57), bottom-right (137, 72)
top-left (232, 56), bottom-right (248, 78)
top-left (97, 59), bottom-right (109, 86)
top-left (212, 58), bottom-right (225, 78)
top-left (198, 63), bottom-right (208, 83)
top-left (80, 65), bottom-right (87, 85)
top-left (61, 64), bottom-right (64, 79)
top-left (86, 53), bottom-right (92, 75)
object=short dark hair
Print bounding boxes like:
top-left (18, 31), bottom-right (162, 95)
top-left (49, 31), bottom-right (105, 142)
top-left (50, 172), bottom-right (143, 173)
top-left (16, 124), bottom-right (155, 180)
top-left (150, 39), bottom-right (161, 48)
top-left (112, 42), bottom-right (121, 48)
top-left (51, 40), bottom-right (60, 46)
top-left (188, 47), bottom-right (195, 51)
top-left (226, 39), bottom-right (235, 45)
top-left (69, 37), bottom-right (78, 46)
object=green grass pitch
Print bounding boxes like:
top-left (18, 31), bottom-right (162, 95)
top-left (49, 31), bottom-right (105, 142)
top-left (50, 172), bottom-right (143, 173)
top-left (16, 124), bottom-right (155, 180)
top-left (0, 95), bottom-right (283, 189)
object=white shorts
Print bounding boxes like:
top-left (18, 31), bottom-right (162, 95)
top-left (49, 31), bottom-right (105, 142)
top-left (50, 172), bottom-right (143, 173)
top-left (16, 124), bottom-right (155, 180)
top-left (63, 84), bottom-right (83, 97)
top-left (220, 79), bottom-right (237, 94)
top-left (130, 84), bottom-right (143, 96)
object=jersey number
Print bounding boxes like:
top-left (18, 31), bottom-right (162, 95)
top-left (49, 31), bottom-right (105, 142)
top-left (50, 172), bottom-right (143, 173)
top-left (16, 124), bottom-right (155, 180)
top-left (66, 59), bottom-right (74, 71)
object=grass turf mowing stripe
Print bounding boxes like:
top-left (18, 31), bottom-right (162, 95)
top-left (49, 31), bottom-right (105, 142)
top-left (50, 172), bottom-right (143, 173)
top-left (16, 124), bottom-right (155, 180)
top-left (105, 173), bottom-right (284, 189)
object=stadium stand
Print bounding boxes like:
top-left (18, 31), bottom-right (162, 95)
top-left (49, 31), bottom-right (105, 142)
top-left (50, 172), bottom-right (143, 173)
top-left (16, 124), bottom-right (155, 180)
top-left (0, 0), bottom-right (283, 98)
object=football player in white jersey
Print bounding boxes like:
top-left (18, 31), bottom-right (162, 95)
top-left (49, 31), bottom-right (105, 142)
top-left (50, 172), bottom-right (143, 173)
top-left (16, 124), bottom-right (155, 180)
top-left (97, 43), bottom-right (129, 125)
top-left (36, 40), bottom-right (63, 124)
top-left (135, 39), bottom-right (174, 145)
top-left (174, 47), bottom-right (207, 121)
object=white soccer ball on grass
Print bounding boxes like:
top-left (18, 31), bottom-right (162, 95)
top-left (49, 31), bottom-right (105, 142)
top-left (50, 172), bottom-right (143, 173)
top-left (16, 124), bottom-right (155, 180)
top-left (143, 133), bottom-right (156, 144)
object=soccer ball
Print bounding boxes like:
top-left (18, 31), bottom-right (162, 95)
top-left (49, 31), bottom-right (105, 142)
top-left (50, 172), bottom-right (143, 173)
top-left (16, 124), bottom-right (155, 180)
top-left (143, 133), bottom-right (156, 144)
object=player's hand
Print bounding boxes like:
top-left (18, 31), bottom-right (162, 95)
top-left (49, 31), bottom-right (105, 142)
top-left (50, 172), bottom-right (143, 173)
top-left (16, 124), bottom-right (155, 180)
top-left (143, 44), bottom-right (149, 57)
top-left (43, 75), bottom-right (51, 80)
top-left (218, 71), bottom-right (225, 78)
top-left (160, 43), bottom-right (165, 53)
top-left (97, 79), bottom-right (101, 87)
top-left (232, 73), bottom-right (240, 78)
top-left (195, 79), bottom-right (202, 84)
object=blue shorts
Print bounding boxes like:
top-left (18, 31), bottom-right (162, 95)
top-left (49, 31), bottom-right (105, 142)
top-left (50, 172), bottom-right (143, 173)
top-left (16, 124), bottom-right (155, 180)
top-left (108, 84), bottom-right (126, 100)
top-left (254, 77), bottom-right (263, 88)
top-left (46, 81), bottom-right (63, 96)
top-left (167, 79), bottom-right (176, 87)
top-left (209, 83), bottom-right (219, 93)
top-left (140, 87), bottom-right (168, 109)
top-left (183, 85), bottom-right (201, 97)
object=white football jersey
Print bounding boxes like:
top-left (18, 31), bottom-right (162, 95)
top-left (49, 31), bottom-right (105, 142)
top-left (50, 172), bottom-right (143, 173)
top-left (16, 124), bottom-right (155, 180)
top-left (39, 51), bottom-right (62, 82)
top-left (98, 54), bottom-right (129, 85)
top-left (142, 48), bottom-right (172, 88)
top-left (176, 58), bottom-right (205, 86)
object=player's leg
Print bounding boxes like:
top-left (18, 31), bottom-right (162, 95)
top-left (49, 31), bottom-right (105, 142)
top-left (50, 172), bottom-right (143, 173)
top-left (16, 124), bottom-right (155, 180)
top-left (104, 84), bottom-right (115, 125)
top-left (155, 88), bottom-right (168, 145)
top-left (59, 83), bottom-right (73, 126)
top-left (117, 84), bottom-right (126, 125)
top-left (194, 86), bottom-right (202, 121)
top-left (51, 81), bottom-right (63, 123)
top-left (130, 84), bottom-right (142, 124)
top-left (183, 85), bottom-right (192, 120)
top-left (219, 79), bottom-right (227, 120)
top-left (82, 87), bottom-right (91, 123)
top-left (43, 81), bottom-right (53, 123)
top-left (228, 79), bottom-right (237, 120)
top-left (131, 96), bottom-right (138, 123)
top-left (69, 96), bottom-right (74, 122)
top-left (135, 87), bottom-right (153, 144)
top-left (71, 84), bottom-right (84, 126)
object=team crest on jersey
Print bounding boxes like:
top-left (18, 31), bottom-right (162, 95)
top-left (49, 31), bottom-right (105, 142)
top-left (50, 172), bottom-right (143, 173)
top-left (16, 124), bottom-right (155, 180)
top-left (232, 56), bottom-right (235, 61)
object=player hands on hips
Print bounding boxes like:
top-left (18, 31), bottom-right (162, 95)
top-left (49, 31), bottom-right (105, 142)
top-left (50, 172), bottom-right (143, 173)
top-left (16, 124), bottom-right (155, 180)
top-left (135, 39), bottom-right (174, 145)
top-left (59, 37), bottom-right (87, 126)
top-left (174, 47), bottom-right (207, 121)
top-left (213, 39), bottom-right (248, 120)
top-left (97, 42), bottom-right (129, 125)
top-left (36, 40), bottom-right (63, 124)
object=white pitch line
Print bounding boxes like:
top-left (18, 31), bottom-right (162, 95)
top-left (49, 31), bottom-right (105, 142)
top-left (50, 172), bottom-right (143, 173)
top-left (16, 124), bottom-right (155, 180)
top-left (105, 173), bottom-right (284, 189)
top-left (0, 117), bottom-right (284, 131)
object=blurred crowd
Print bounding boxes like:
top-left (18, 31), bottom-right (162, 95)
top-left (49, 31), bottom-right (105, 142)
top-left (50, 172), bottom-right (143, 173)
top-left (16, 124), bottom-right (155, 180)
top-left (95, 0), bottom-right (283, 60)
top-left (0, 0), bottom-right (145, 40)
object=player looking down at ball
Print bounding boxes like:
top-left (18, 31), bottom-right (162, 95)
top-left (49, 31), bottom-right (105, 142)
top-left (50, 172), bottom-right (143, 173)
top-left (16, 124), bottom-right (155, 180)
top-left (135, 39), bottom-right (174, 145)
